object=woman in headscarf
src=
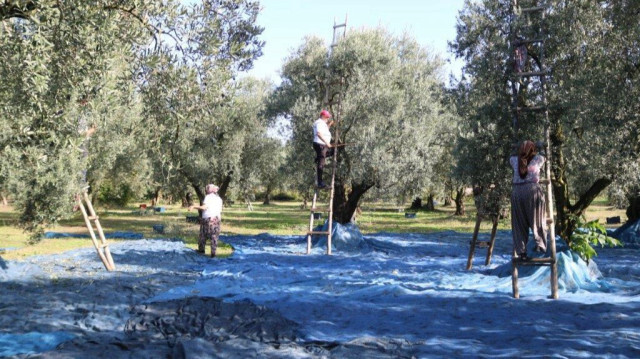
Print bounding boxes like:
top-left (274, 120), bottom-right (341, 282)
top-left (510, 140), bottom-right (547, 259)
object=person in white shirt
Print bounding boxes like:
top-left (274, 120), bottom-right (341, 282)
top-left (188, 184), bottom-right (223, 257)
top-left (312, 110), bottom-right (334, 189)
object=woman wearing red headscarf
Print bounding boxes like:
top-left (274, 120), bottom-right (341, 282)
top-left (510, 140), bottom-right (547, 259)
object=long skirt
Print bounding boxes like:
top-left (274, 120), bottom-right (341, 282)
top-left (199, 216), bottom-right (221, 257)
top-left (511, 183), bottom-right (547, 256)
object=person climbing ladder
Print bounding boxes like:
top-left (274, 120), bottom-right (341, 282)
top-left (312, 110), bottom-right (334, 189)
top-left (510, 140), bottom-right (547, 260)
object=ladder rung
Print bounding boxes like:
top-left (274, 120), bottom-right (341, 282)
top-left (539, 179), bottom-right (551, 185)
top-left (99, 243), bottom-right (110, 248)
top-left (307, 231), bottom-right (330, 236)
top-left (513, 257), bottom-right (555, 265)
top-left (88, 216), bottom-right (98, 220)
top-left (520, 6), bottom-right (546, 13)
top-left (472, 240), bottom-right (491, 248)
top-left (517, 261), bottom-right (552, 267)
top-left (515, 70), bottom-right (549, 77)
top-left (516, 105), bottom-right (546, 112)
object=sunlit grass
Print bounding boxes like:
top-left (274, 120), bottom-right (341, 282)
top-left (0, 196), bottom-right (628, 260)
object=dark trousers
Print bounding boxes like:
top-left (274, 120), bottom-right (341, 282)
top-left (199, 217), bottom-right (221, 257)
top-left (511, 183), bottom-right (547, 255)
top-left (313, 142), bottom-right (334, 185)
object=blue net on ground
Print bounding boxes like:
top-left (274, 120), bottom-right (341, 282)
top-left (311, 221), bottom-right (367, 252)
top-left (610, 218), bottom-right (640, 245)
top-left (489, 234), bottom-right (609, 293)
top-left (43, 231), bottom-right (144, 239)
top-left (0, 332), bottom-right (76, 357)
top-left (490, 249), bottom-right (608, 293)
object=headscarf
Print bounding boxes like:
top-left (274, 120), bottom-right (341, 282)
top-left (518, 140), bottom-right (537, 179)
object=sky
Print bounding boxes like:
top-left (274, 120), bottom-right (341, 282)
top-left (245, 0), bottom-right (467, 83)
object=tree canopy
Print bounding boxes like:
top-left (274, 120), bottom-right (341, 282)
top-left (273, 28), bottom-right (455, 222)
top-left (0, 0), bottom-right (265, 236)
top-left (451, 0), bottom-right (640, 248)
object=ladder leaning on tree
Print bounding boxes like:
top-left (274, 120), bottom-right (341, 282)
top-left (510, 0), bottom-right (558, 299)
top-left (305, 16), bottom-right (347, 256)
top-left (466, 0), bottom-right (558, 299)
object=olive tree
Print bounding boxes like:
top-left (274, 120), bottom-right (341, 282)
top-left (273, 28), bottom-right (453, 223)
top-left (238, 136), bottom-right (285, 205)
top-left (138, 0), bottom-right (264, 205)
top-left (0, 0), bottom-right (163, 235)
top-left (1, 0), bottom-right (267, 235)
top-left (451, 0), bottom-right (640, 244)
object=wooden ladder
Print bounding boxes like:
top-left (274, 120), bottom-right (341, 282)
top-left (305, 17), bottom-right (347, 255)
top-left (510, 0), bottom-right (558, 299)
top-left (77, 190), bottom-right (115, 271)
top-left (466, 214), bottom-right (500, 270)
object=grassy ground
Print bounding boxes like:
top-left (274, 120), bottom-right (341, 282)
top-left (0, 197), bottom-right (627, 261)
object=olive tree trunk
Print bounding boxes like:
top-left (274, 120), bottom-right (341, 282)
top-left (263, 184), bottom-right (273, 205)
top-left (425, 194), bottom-right (435, 211)
top-left (551, 123), bottom-right (612, 243)
top-left (454, 187), bottom-right (466, 216)
top-left (332, 179), bottom-right (374, 224)
top-left (217, 173), bottom-right (233, 202)
top-left (627, 195), bottom-right (640, 222)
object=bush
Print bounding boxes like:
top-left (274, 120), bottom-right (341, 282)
top-left (569, 215), bottom-right (622, 262)
top-left (97, 182), bottom-right (136, 207)
top-left (271, 191), bottom-right (298, 201)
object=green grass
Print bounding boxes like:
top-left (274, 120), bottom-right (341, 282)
top-left (0, 197), bottom-right (628, 261)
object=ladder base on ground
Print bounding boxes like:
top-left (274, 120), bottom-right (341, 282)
top-left (305, 18), bottom-right (347, 256)
top-left (510, 0), bottom-right (558, 300)
top-left (78, 191), bottom-right (115, 271)
top-left (466, 214), bottom-right (499, 270)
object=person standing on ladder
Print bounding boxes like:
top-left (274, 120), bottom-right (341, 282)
top-left (188, 184), bottom-right (223, 257)
top-left (510, 140), bottom-right (547, 260)
top-left (312, 110), bottom-right (335, 189)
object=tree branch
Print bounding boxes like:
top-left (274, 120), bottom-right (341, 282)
top-left (102, 4), bottom-right (163, 49)
top-left (568, 177), bottom-right (612, 216)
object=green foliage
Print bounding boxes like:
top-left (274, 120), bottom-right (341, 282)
top-left (238, 135), bottom-right (286, 202)
top-left (568, 215), bottom-right (622, 262)
top-left (97, 182), bottom-right (136, 207)
top-left (271, 191), bottom-right (298, 201)
top-left (273, 28), bottom-right (454, 220)
top-left (0, 0), bottom-right (266, 237)
top-left (451, 0), bottom-right (640, 236)
top-left (0, 0), bottom-right (164, 236)
top-left (139, 2), bottom-right (265, 202)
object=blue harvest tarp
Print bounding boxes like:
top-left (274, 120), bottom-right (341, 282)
top-left (44, 231), bottom-right (144, 239)
top-left (610, 218), bottom-right (640, 245)
top-left (311, 221), bottom-right (367, 252)
top-left (152, 228), bottom-right (640, 355)
top-left (0, 332), bottom-right (76, 357)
